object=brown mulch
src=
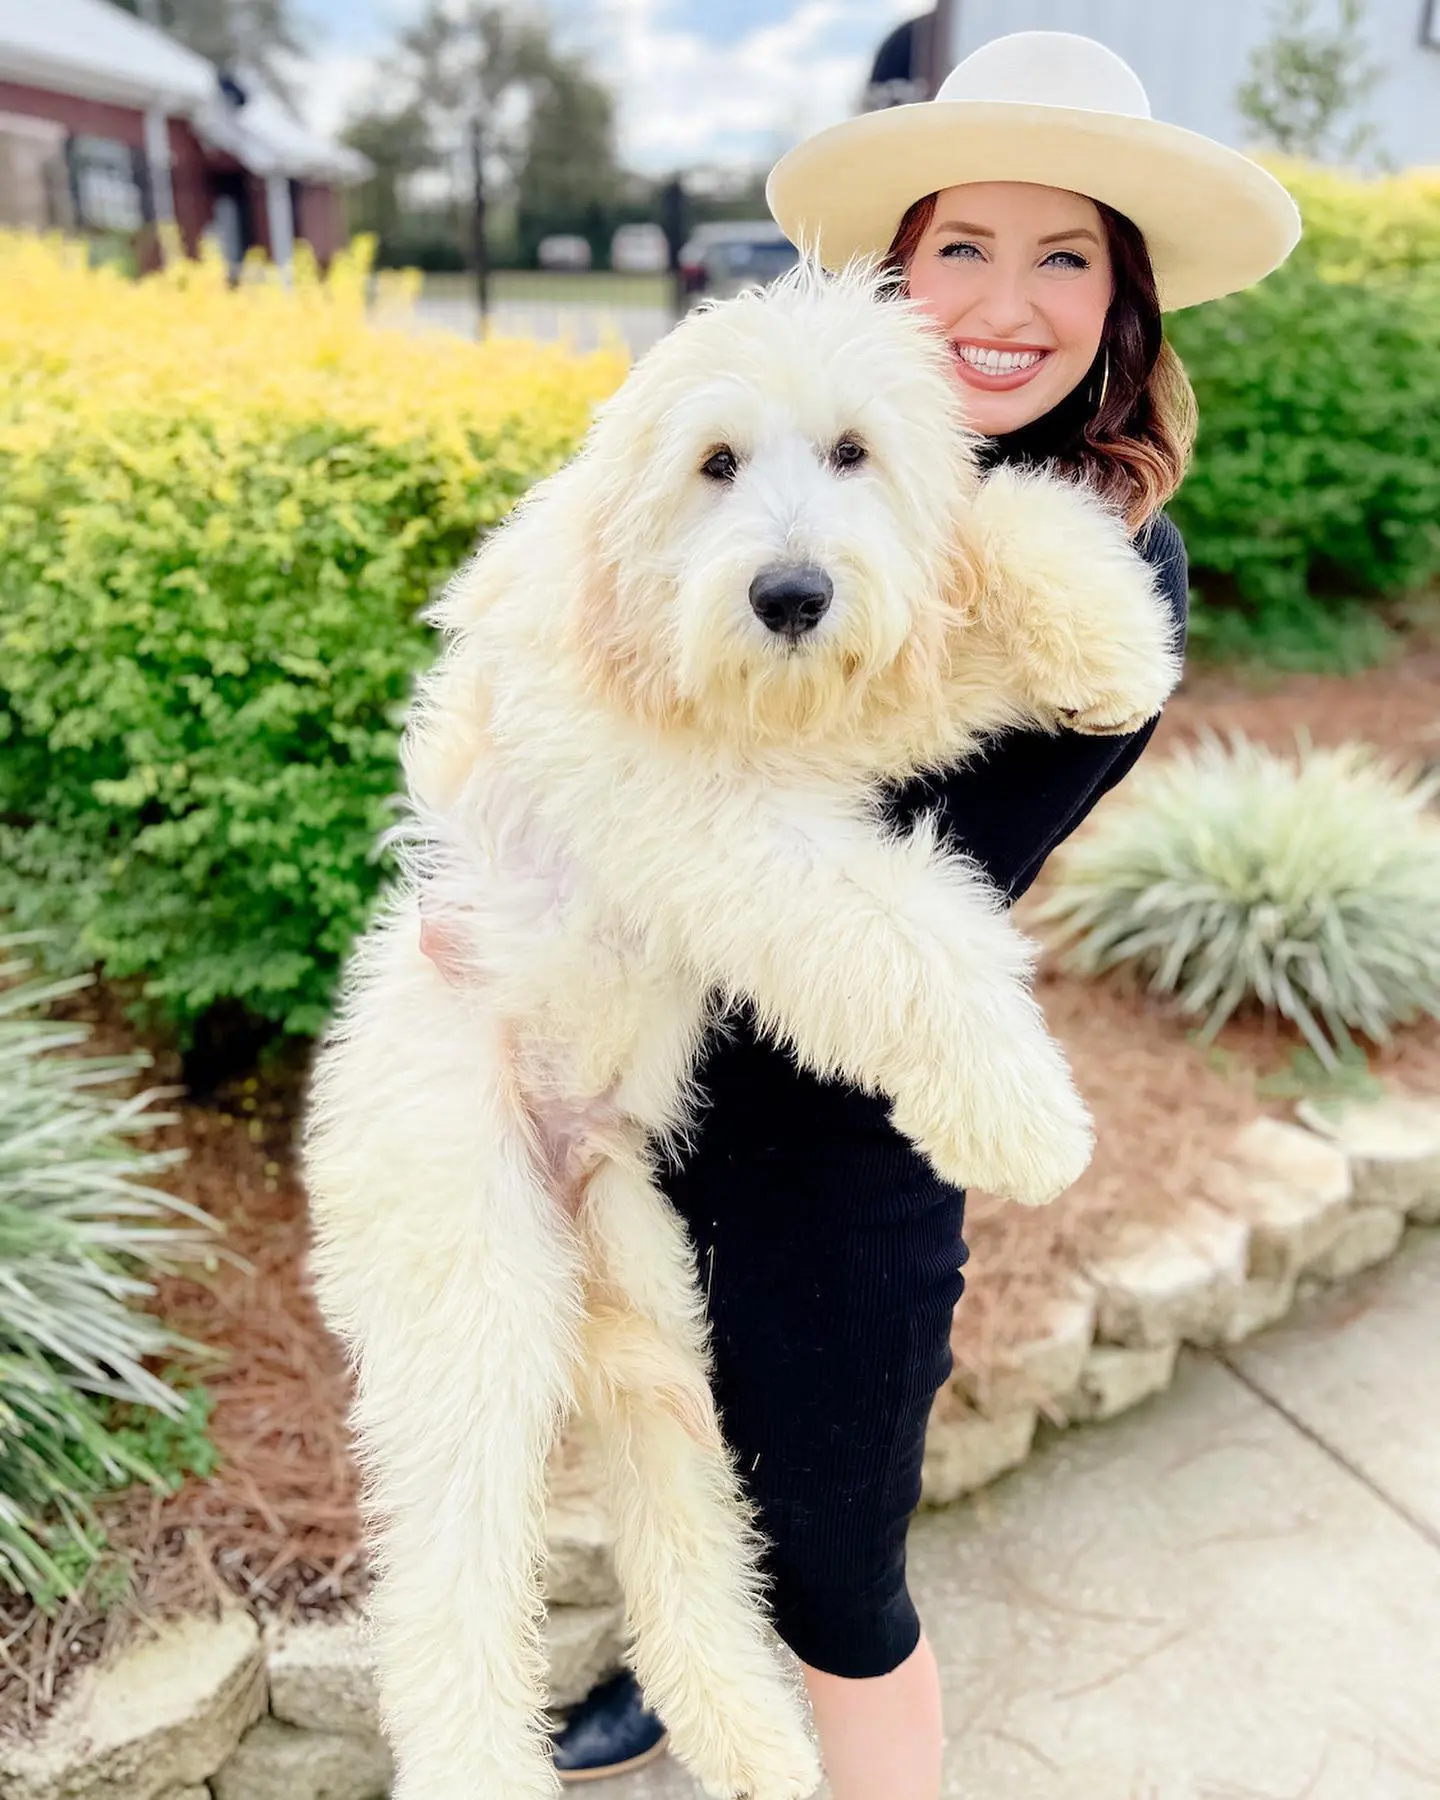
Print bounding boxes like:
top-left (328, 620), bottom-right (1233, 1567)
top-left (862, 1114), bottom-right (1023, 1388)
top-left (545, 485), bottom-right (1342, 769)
top-left (5, 645), bottom-right (1440, 1736)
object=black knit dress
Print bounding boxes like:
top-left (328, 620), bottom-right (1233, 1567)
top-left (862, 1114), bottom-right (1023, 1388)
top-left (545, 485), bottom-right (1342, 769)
top-left (659, 393), bottom-right (1191, 1680)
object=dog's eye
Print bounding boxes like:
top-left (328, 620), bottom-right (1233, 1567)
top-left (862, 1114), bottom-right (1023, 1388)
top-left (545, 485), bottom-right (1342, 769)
top-left (701, 447), bottom-right (739, 483)
top-left (830, 438), bottom-right (868, 472)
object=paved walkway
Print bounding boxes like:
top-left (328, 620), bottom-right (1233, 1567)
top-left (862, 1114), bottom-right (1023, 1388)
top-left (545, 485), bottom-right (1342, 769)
top-left (612, 1226), bottom-right (1440, 1799)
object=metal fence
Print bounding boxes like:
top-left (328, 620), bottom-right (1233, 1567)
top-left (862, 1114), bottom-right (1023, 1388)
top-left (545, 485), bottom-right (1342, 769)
top-left (402, 269), bottom-right (686, 357)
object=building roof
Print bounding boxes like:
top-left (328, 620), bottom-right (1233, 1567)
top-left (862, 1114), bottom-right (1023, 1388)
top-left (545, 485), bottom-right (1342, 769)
top-left (0, 0), bottom-right (371, 185)
top-left (0, 0), bottom-right (215, 113)
top-left (193, 87), bottom-right (372, 186)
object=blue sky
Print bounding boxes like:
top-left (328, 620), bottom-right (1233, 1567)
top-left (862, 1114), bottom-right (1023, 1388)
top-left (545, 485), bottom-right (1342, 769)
top-left (294, 0), bottom-right (920, 171)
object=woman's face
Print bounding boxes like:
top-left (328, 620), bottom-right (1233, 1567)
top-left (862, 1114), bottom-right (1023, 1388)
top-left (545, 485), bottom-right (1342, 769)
top-left (904, 181), bottom-right (1114, 436)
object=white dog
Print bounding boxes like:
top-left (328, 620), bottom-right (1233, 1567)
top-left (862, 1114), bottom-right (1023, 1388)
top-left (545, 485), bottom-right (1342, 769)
top-left (300, 261), bottom-right (1179, 1800)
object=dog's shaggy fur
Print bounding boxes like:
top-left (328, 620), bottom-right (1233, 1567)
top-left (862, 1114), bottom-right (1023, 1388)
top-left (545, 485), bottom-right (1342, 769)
top-left (300, 262), bottom-right (1180, 1799)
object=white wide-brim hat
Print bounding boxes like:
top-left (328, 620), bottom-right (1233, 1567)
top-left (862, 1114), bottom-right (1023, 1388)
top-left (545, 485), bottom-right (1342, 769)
top-left (766, 31), bottom-right (1302, 312)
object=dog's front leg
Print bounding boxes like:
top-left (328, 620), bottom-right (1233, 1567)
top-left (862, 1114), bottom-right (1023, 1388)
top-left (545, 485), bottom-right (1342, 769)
top-left (577, 1144), bottom-right (821, 1800)
top-left (960, 463), bottom-right (1182, 735)
top-left (560, 780), bottom-right (1093, 1205)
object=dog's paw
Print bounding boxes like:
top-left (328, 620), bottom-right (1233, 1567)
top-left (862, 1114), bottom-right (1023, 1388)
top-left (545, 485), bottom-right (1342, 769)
top-left (892, 1046), bottom-right (1095, 1205)
top-left (971, 1099), bottom-right (1095, 1206)
top-left (1057, 686), bottom-right (1166, 738)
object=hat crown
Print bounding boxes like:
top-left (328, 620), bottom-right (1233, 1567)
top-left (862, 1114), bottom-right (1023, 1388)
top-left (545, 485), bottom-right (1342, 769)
top-left (936, 30), bottom-right (1152, 121)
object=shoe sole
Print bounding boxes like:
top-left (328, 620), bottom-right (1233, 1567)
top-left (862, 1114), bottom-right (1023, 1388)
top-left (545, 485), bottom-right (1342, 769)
top-left (556, 1732), bottom-right (669, 1783)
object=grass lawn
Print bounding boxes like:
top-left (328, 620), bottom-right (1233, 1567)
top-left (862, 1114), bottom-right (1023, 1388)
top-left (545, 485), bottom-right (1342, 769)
top-left (420, 270), bottom-right (674, 308)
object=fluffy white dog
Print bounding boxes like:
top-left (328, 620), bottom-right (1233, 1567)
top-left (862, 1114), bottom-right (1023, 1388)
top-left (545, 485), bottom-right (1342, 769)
top-left (301, 261), bottom-right (1179, 1800)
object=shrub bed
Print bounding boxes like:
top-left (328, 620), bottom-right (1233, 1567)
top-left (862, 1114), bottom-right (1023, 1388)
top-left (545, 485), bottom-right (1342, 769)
top-left (2, 164), bottom-right (1439, 1043)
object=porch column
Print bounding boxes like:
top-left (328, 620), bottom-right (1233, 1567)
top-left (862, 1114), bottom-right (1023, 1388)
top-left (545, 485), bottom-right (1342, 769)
top-left (143, 107), bottom-right (174, 224)
top-left (265, 170), bottom-right (294, 273)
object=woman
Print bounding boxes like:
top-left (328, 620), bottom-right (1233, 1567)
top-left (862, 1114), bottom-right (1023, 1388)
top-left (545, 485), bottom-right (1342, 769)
top-left (543, 29), bottom-right (1300, 1797)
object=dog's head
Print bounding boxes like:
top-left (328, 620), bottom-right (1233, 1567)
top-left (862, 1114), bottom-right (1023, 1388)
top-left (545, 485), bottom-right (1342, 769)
top-left (567, 259), bottom-right (981, 750)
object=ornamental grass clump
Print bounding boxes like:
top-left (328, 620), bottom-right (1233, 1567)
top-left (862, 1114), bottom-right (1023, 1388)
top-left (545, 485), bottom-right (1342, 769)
top-left (1034, 734), bottom-right (1440, 1066)
top-left (0, 936), bottom-right (220, 1608)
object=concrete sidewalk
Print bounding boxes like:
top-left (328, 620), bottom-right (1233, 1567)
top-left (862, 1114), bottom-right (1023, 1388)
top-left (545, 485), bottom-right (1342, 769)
top-left (614, 1226), bottom-right (1440, 1799)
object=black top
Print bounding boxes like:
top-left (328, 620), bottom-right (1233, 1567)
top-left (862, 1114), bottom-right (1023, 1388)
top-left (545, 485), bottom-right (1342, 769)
top-left (670, 394), bottom-right (1191, 1158)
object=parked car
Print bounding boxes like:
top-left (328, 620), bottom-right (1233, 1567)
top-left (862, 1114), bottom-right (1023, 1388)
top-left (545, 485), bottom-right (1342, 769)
top-left (537, 234), bottom-right (592, 271)
top-left (610, 222), bottom-right (670, 273)
top-left (678, 220), bottom-right (798, 305)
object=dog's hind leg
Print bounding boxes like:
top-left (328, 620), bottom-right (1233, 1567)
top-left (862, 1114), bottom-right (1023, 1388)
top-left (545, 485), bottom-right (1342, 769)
top-left (304, 969), bottom-right (584, 1799)
top-left (578, 1146), bottom-right (821, 1800)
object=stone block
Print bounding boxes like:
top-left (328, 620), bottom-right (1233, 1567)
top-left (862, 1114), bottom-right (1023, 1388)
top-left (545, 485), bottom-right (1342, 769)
top-left (1053, 1341), bottom-right (1179, 1426)
top-left (919, 1405), bottom-right (1037, 1506)
top-left (1225, 1267), bottom-right (1300, 1343)
top-left (265, 1617), bottom-right (380, 1740)
top-left (156, 1789), bottom-right (211, 1800)
top-left (0, 1610), bottom-right (265, 1800)
top-left (211, 1719), bottom-right (391, 1800)
top-left (1297, 1091), bottom-right (1440, 1222)
top-left (265, 1599), bottom-right (623, 1730)
top-left (1300, 1204), bottom-right (1406, 1285)
top-left (956, 1287), bottom-right (1096, 1419)
top-left (1201, 1120), bottom-right (1354, 1336)
top-left (544, 1604), bottom-right (627, 1711)
top-left (544, 1417), bottom-right (620, 1608)
top-left (544, 1488), bottom-right (621, 1609)
top-left (1083, 1200), bottom-right (1250, 1349)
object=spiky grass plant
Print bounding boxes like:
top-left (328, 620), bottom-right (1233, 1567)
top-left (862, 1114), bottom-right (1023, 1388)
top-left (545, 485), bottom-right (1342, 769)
top-left (1035, 734), bottom-right (1440, 1066)
top-left (0, 935), bottom-right (220, 1607)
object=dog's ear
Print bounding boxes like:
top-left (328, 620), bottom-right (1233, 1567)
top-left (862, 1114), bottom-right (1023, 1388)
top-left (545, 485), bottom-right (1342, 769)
top-left (567, 528), bottom-right (687, 732)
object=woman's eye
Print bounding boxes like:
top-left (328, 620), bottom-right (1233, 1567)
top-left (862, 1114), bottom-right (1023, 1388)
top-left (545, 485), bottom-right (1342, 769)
top-left (701, 447), bottom-right (739, 483)
top-left (829, 438), bottom-right (868, 473)
top-left (1044, 250), bottom-right (1091, 271)
top-left (939, 241), bottom-right (984, 261)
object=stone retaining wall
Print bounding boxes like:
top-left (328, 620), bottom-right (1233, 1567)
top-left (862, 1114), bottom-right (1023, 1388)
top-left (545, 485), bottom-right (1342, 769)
top-left (3, 1088), bottom-right (1436, 1800)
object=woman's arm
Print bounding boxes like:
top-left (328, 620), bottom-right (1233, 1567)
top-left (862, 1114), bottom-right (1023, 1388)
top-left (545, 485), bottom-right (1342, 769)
top-left (887, 512), bottom-right (1190, 901)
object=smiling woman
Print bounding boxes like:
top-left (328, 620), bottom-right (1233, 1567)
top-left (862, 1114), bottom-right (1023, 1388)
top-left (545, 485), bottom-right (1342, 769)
top-left (898, 182), bottom-right (1112, 429)
top-left (657, 27), bottom-right (1303, 1800)
top-left (884, 178), bottom-right (1197, 527)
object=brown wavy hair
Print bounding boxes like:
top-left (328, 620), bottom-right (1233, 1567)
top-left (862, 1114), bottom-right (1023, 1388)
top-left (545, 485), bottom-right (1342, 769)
top-left (884, 192), bottom-right (1197, 528)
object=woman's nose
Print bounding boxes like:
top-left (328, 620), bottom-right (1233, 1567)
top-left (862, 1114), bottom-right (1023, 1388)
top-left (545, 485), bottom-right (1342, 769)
top-left (971, 267), bottom-right (1036, 336)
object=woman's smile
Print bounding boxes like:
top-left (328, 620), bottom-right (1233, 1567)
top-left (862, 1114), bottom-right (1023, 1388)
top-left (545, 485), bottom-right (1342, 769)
top-left (950, 338), bottom-right (1054, 392)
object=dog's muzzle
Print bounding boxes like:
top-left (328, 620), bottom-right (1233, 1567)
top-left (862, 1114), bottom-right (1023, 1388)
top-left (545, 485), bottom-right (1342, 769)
top-left (749, 563), bottom-right (833, 641)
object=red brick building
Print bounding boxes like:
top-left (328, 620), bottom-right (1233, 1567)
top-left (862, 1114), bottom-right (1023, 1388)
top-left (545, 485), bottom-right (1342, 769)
top-left (0, 0), bottom-right (369, 269)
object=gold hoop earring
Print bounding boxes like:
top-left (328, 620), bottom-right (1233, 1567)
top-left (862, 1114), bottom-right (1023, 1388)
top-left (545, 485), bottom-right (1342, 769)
top-left (1095, 350), bottom-right (1111, 417)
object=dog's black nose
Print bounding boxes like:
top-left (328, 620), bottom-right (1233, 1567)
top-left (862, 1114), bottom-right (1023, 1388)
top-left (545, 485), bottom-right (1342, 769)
top-left (748, 564), bottom-right (833, 638)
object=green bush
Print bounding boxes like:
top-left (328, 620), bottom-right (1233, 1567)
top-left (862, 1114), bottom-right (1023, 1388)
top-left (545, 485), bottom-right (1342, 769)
top-left (1169, 162), bottom-right (1440, 653)
top-left (1035, 734), bottom-right (1440, 1065)
top-left (0, 235), bottom-right (623, 1046)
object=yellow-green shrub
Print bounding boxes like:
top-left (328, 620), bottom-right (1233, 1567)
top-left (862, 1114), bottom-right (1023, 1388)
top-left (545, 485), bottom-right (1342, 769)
top-left (0, 235), bottom-right (624, 1046)
top-left (1168, 161), bottom-right (1440, 652)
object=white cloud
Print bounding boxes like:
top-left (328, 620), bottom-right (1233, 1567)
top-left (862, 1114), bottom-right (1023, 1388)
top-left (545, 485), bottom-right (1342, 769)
top-left (298, 0), bottom-right (919, 172)
top-left (572, 0), bottom-right (919, 171)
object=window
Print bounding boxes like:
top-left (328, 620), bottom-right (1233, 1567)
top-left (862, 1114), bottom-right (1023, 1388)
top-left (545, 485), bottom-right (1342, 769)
top-left (68, 135), bottom-right (145, 233)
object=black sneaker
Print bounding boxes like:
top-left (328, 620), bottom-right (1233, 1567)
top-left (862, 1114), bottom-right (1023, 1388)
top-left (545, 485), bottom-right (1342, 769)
top-left (551, 1669), bottom-right (668, 1783)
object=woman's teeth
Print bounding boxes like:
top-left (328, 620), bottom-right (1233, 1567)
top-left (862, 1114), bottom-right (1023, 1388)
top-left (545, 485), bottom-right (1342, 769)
top-left (954, 345), bottom-right (1046, 373)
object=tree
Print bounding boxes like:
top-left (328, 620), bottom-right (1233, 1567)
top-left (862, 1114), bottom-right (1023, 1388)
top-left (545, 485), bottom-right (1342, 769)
top-left (114, 0), bottom-right (306, 109)
top-left (340, 103), bottom-right (439, 262)
top-left (342, 3), bottom-right (628, 268)
top-left (513, 56), bottom-right (624, 263)
top-left (1236, 0), bottom-right (1384, 163)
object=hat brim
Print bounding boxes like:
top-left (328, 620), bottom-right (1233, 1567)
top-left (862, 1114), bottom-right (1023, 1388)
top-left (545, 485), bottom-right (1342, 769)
top-left (765, 100), bottom-right (1301, 311)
